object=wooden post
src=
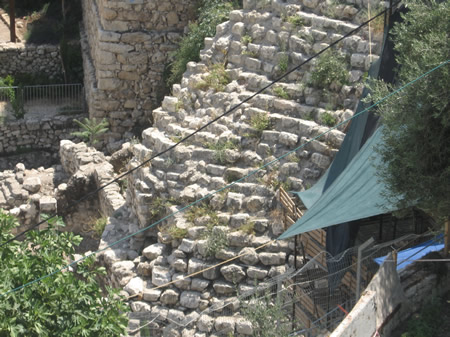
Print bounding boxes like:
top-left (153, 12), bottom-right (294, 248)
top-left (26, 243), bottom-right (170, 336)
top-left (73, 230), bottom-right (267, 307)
top-left (9, 0), bottom-right (16, 43)
top-left (445, 219), bottom-right (449, 258)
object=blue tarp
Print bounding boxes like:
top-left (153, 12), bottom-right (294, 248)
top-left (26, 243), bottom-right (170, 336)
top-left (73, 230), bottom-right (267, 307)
top-left (374, 235), bottom-right (444, 270)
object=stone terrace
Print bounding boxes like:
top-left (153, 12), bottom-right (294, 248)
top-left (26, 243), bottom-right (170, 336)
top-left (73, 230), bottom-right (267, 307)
top-left (97, 0), bottom-right (384, 335)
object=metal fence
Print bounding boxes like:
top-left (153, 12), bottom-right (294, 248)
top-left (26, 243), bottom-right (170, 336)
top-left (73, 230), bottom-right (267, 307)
top-left (0, 83), bottom-right (84, 115)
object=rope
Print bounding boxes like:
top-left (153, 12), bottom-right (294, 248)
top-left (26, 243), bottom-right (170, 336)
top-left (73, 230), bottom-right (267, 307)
top-left (0, 59), bottom-right (447, 299)
top-left (0, 2), bottom-right (400, 249)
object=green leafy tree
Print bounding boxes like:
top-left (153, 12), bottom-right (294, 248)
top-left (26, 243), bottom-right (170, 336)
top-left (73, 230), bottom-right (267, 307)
top-left (72, 117), bottom-right (109, 146)
top-left (369, 0), bottom-right (449, 220)
top-left (0, 210), bottom-right (128, 337)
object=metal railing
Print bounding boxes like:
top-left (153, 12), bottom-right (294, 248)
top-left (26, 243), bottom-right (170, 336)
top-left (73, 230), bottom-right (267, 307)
top-left (0, 83), bottom-right (84, 114)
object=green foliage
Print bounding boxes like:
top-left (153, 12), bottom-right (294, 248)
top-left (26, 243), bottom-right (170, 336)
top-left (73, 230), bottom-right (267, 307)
top-left (0, 210), bottom-right (128, 337)
top-left (148, 197), bottom-right (175, 222)
top-left (242, 292), bottom-right (290, 337)
top-left (92, 216), bottom-right (108, 239)
top-left (0, 76), bottom-right (26, 120)
top-left (241, 34), bottom-right (253, 46)
top-left (273, 86), bottom-right (290, 99)
top-left (278, 53), bottom-right (289, 73)
top-left (167, 226), bottom-right (188, 240)
top-left (237, 221), bottom-right (255, 235)
top-left (285, 15), bottom-right (304, 27)
top-left (368, 0), bottom-right (450, 220)
top-left (250, 112), bottom-right (271, 137)
top-left (287, 153), bottom-right (300, 163)
top-left (196, 63), bottom-right (231, 92)
top-left (242, 49), bottom-right (258, 58)
top-left (204, 226), bottom-right (228, 257)
top-left (401, 297), bottom-right (442, 337)
top-left (310, 50), bottom-right (349, 89)
top-left (206, 139), bottom-right (239, 164)
top-left (71, 118), bottom-right (109, 146)
top-left (186, 204), bottom-right (221, 229)
top-left (167, 0), bottom-right (239, 87)
top-left (321, 111), bottom-right (337, 127)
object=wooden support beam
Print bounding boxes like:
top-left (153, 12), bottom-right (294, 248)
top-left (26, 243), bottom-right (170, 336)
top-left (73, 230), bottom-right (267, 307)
top-left (9, 0), bottom-right (16, 42)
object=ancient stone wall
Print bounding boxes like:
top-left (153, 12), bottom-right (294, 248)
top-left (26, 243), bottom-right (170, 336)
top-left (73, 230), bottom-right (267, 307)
top-left (94, 0), bottom-right (388, 335)
top-left (0, 114), bottom-right (84, 155)
top-left (81, 0), bottom-right (196, 149)
top-left (0, 42), bottom-right (62, 79)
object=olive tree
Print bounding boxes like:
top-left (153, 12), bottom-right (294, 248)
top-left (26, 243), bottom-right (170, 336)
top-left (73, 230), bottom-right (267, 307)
top-left (369, 0), bottom-right (449, 221)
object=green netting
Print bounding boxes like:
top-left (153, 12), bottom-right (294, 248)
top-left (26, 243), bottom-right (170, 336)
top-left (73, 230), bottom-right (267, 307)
top-left (279, 127), bottom-right (400, 239)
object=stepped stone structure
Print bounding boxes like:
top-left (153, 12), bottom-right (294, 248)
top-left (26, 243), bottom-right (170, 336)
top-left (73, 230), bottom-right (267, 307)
top-left (91, 0), bottom-right (385, 335)
top-left (81, 0), bottom-right (197, 150)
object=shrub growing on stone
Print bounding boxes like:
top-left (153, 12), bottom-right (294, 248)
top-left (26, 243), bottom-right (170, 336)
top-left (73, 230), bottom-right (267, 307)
top-left (167, 0), bottom-right (240, 87)
top-left (241, 292), bottom-right (291, 337)
top-left (310, 50), bottom-right (349, 89)
top-left (196, 63), bottom-right (231, 92)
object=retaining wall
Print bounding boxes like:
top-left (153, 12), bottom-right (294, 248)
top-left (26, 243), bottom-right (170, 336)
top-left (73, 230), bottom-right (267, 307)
top-left (0, 114), bottom-right (85, 154)
top-left (0, 42), bottom-right (62, 79)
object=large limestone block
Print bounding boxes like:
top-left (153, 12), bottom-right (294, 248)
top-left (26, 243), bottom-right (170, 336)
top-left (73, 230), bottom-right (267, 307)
top-left (180, 291), bottom-right (201, 309)
top-left (214, 317), bottom-right (235, 335)
top-left (258, 252), bottom-right (287, 266)
top-left (220, 264), bottom-right (246, 283)
top-left (161, 289), bottom-right (180, 305)
top-left (124, 277), bottom-right (144, 297)
top-left (152, 266), bottom-right (171, 286)
top-left (143, 243), bottom-right (167, 261)
top-left (23, 177), bottom-right (41, 193)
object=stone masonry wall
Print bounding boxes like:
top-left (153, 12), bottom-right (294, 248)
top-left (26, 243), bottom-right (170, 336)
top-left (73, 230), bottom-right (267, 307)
top-left (0, 42), bottom-right (62, 78)
top-left (0, 114), bottom-right (84, 154)
top-left (81, 0), bottom-right (196, 149)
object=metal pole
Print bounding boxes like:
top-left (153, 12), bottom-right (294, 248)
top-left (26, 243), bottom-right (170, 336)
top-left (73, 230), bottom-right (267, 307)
top-left (356, 237), bottom-right (374, 302)
top-left (9, 0), bottom-right (16, 42)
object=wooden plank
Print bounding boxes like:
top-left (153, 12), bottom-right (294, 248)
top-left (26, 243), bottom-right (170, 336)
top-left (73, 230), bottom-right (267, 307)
top-left (286, 215), bottom-right (295, 226)
top-left (309, 229), bottom-right (326, 246)
top-left (294, 305), bottom-right (311, 328)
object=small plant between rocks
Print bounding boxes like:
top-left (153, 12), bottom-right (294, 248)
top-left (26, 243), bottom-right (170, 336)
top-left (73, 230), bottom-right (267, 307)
top-left (241, 34), bottom-right (253, 46)
top-left (278, 53), bottom-right (289, 73)
top-left (250, 112), bottom-right (271, 137)
top-left (204, 225), bottom-right (228, 257)
top-left (321, 111), bottom-right (337, 127)
top-left (241, 291), bottom-right (291, 337)
top-left (273, 86), bottom-right (290, 99)
top-left (284, 14), bottom-right (304, 27)
top-left (92, 216), bottom-right (108, 239)
top-left (310, 50), bottom-right (349, 89)
top-left (196, 63), bottom-right (231, 92)
top-left (71, 117), bottom-right (109, 146)
top-left (206, 139), bottom-right (239, 164)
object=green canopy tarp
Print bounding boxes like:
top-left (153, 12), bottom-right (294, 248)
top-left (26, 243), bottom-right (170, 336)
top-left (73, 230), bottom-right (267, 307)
top-left (278, 126), bottom-right (400, 239)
